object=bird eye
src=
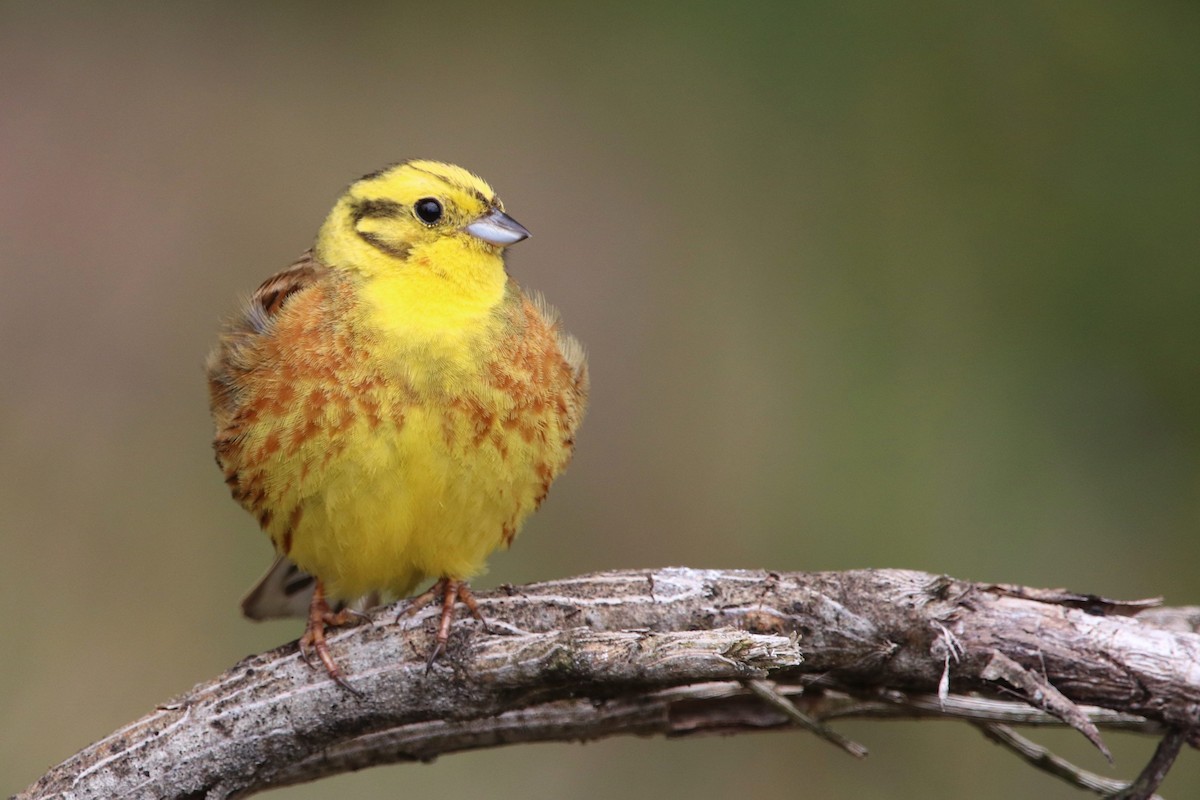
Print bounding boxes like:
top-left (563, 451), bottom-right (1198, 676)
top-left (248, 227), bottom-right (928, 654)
top-left (415, 198), bottom-right (443, 224)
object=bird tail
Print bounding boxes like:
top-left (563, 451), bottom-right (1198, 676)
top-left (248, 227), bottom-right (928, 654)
top-left (241, 555), bottom-right (317, 620)
top-left (241, 556), bottom-right (384, 620)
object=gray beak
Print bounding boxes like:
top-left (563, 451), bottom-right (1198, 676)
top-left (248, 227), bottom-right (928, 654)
top-left (465, 208), bottom-right (531, 246)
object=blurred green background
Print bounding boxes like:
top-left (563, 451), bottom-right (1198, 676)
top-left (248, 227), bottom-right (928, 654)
top-left (2, 1), bottom-right (1197, 797)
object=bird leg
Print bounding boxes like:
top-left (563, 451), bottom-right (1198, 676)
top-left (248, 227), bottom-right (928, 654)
top-left (398, 578), bottom-right (490, 666)
top-left (298, 579), bottom-right (362, 695)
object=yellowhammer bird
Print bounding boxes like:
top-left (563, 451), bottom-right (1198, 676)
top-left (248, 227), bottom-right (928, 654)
top-left (206, 160), bottom-right (588, 687)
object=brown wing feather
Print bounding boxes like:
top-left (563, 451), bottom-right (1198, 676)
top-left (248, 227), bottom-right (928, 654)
top-left (205, 251), bottom-right (328, 517)
top-left (205, 251), bottom-right (328, 424)
top-left (207, 252), bottom-right (335, 618)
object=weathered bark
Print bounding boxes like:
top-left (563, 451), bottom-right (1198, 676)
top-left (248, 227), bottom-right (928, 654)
top-left (16, 568), bottom-right (1200, 800)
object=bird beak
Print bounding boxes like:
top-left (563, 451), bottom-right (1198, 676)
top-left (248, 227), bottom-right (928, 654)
top-left (465, 208), bottom-right (531, 246)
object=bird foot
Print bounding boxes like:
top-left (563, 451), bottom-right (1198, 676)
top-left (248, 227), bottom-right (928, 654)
top-left (298, 580), bottom-right (364, 696)
top-left (396, 578), bottom-right (490, 667)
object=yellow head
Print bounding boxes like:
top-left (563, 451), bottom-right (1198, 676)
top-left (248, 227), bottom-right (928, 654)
top-left (315, 160), bottom-right (529, 272)
top-left (315, 160), bottom-right (531, 332)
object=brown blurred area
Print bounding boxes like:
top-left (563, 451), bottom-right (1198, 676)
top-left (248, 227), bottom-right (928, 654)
top-left (2, 2), bottom-right (1197, 797)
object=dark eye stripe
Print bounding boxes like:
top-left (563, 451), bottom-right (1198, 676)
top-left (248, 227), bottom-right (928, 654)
top-left (351, 199), bottom-right (404, 223)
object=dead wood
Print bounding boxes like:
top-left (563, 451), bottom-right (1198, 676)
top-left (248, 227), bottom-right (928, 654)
top-left (15, 568), bottom-right (1200, 800)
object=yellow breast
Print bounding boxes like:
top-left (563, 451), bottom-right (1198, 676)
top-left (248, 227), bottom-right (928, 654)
top-left (226, 274), bottom-right (586, 601)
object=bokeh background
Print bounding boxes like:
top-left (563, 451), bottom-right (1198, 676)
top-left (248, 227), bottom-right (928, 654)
top-left (2, 2), bottom-right (1197, 797)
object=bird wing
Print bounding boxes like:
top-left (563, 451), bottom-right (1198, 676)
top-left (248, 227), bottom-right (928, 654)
top-left (206, 253), bottom-right (332, 620)
top-left (206, 252), bottom-right (329, 423)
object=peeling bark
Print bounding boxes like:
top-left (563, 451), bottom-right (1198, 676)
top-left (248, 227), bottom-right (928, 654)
top-left (16, 568), bottom-right (1200, 800)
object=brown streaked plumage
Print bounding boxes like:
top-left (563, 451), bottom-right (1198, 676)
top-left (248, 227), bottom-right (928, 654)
top-left (206, 161), bottom-right (588, 686)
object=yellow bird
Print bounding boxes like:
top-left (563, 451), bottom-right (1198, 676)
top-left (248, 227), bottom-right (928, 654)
top-left (206, 161), bottom-right (588, 685)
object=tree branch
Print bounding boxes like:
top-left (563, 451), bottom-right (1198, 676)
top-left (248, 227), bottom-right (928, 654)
top-left (16, 568), bottom-right (1200, 800)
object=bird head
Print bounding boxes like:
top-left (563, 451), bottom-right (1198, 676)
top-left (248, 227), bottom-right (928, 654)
top-left (314, 160), bottom-right (530, 280)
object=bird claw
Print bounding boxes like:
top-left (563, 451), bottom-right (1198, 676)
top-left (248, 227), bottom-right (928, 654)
top-left (398, 578), bottom-right (490, 668)
top-left (299, 580), bottom-right (363, 697)
top-left (424, 640), bottom-right (445, 673)
top-left (343, 607), bottom-right (375, 627)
